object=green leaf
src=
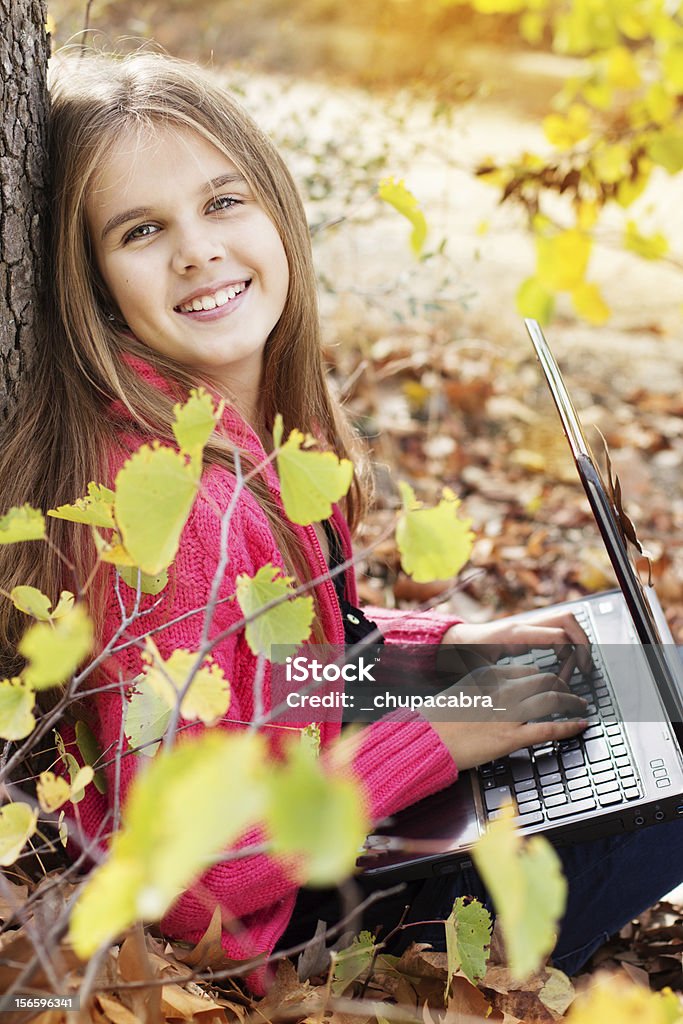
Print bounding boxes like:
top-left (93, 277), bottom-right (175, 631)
top-left (68, 731), bottom-right (267, 957)
top-left (117, 564), bottom-right (169, 596)
top-left (332, 931), bottom-right (376, 996)
top-left (124, 678), bottom-right (172, 757)
top-left (445, 896), bottom-right (492, 989)
top-left (571, 282), bottom-right (611, 325)
top-left (235, 563), bottom-right (314, 662)
top-left (516, 276), bottom-right (555, 326)
top-left (48, 482), bottom-right (115, 528)
top-left (647, 131), bottom-right (683, 174)
top-left (19, 606), bottom-right (94, 690)
top-left (273, 415), bottom-right (353, 525)
top-left (396, 483), bottom-right (474, 583)
top-left (114, 443), bottom-right (199, 575)
top-left (140, 639), bottom-right (231, 725)
top-left (0, 505), bottom-right (46, 544)
top-left (378, 177), bottom-right (428, 256)
top-left (75, 719), bottom-right (107, 793)
top-left (266, 741), bottom-right (367, 886)
top-left (0, 678), bottom-right (36, 741)
top-left (11, 586), bottom-right (75, 622)
top-left (172, 388), bottom-right (222, 464)
top-left (472, 807), bottom-right (566, 982)
top-left (0, 802), bottom-right (38, 866)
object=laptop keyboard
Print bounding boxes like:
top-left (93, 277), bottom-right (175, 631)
top-left (477, 609), bottom-right (642, 827)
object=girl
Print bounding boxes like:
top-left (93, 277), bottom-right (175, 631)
top-left (0, 51), bottom-right (680, 993)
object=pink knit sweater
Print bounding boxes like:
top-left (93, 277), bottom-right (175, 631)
top-left (68, 359), bottom-right (461, 992)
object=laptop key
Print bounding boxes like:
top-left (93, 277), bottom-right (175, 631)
top-left (544, 793), bottom-right (568, 807)
top-left (536, 754), bottom-right (560, 776)
top-left (517, 809), bottom-right (544, 826)
top-left (581, 725), bottom-right (604, 740)
top-left (514, 778), bottom-right (536, 793)
top-left (618, 766), bottom-right (635, 779)
top-left (614, 755), bottom-right (631, 767)
top-left (571, 786), bottom-right (593, 801)
top-left (595, 779), bottom-right (619, 795)
top-left (585, 738), bottom-right (611, 763)
top-left (623, 786), bottom-right (641, 800)
top-left (568, 775), bottom-right (591, 791)
top-left (565, 765), bottom-right (589, 780)
top-left (517, 788), bottom-right (540, 804)
top-left (517, 799), bottom-right (541, 814)
top-left (598, 791), bottom-right (623, 807)
top-left (546, 797), bottom-right (597, 819)
top-left (541, 782), bottom-right (564, 798)
top-left (611, 744), bottom-right (628, 758)
top-left (590, 767), bottom-right (616, 782)
top-left (541, 772), bottom-right (562, 787)
top-left (485, 786), bottom-right (513, 812)
top-left (561, 749), bottom-right (585, 770)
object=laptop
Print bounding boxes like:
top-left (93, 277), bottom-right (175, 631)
top-left (357, 318), bottom-right (683, 880)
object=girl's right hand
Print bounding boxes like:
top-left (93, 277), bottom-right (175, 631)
top-left (428, 663), bottom-right (588, 771)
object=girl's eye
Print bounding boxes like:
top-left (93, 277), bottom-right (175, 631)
top-left (124, 223), bottom-right (158, 243)
top-left (208, 195), bottom-right (242, 213)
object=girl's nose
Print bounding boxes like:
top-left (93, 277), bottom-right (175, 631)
top-left (171, 226), bottom-right (226, 274)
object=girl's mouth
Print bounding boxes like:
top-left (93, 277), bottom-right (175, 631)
top-left (174, 280), bottom-right (251, 314)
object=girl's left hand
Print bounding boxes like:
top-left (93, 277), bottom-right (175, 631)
top-left (441, 612), bottom-right (593, 675)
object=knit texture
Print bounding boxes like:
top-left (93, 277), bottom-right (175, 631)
top-left (67, 358), bottom-right (462, 993)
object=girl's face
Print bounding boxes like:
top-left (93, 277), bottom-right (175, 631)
top-left (86, 125), bottom-right (290, 408)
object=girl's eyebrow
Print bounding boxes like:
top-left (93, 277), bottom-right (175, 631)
top-left (100, 174), bottom-right (249, 242)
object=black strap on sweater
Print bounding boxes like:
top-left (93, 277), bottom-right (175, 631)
top-left (322, 520), bottom-right (384, 646)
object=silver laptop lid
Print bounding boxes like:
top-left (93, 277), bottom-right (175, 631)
top-left (524, 317), bottom-right (683, 724)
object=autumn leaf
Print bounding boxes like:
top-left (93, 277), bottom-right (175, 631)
top-left (273, 414), bottom-right (353, 525)
top-left (172, 388), bottom-right (223, 470)
top-left (114, 443), bottom-right (198, 575)
top-left (140, 639), bottom-right (231, 725)
top-left (0, 803), bottom-right (38, 867)
top-left (472, 807), bottom-right (566, 981)
top-left (517, 276), bottom-right (555, 326)
top-left (0, 505), bottom-right (46, 544)
top-left (445, 896), bottom-right (492, 989)
top-left (235, 563), bottom-right (314, 662)
top-left (378, 177), bottom-right (428, 256)
top-left (396, 482), bottom-right (474, 583)
top-left (0, 678), bottom-right (36, 741)
top-left (19, 605), bottom-right (94, 690)
top-left (11, 587), bottom-right (75, 622)
top-left (48, 482), bottom-right (115, 528)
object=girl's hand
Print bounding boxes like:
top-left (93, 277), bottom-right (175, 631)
top-left (441, 611), bottom-right (593, 674)
top-left (428, 662), bottom-right (588, 770)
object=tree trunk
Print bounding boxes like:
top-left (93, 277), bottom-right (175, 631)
top-left (0, 0), bottom-right (50, 419)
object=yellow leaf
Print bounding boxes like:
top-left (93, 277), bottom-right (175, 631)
top-left (124, 677), bottom-right (172, 757)
top-left (624, 220), bottom-right (669, 260)
top-left (11, 586), bottom-right (75, 622)
top-left (542, 105), bottom-right (590, 150)
top-left (605, 46), bottom-right (641, 89)
top-left (235, 563), bottom-right (314, 662)
top-left (0, 678), bottom-right (36, 741)
top-left (536, 230), bottom-right (592, 292)
top-left (116, 564), bottom-right (169, 596)
top-left (70, 765), bottom-right (94, 803)
top-left (36, 771), bottom-right (72, 812)
top-left (647, 131), bottom-right (683, 174)
top-left (93, 529), bottom-right (136, 567)
top-left (616, 164), bottom-right (651, 207)
top-left (663, 45), bottom-right (683, 93)
top-left (592, 143), bottom-right (630, 184)
top-left (69, 731), bottom-right (267, 956)
top-left (378, 177), bottom-right (428, 256)
top-left (645, 83), bottom-right (675, 125)
top-left (567, 973), bottom-right (683, 1024)
top-left (0, 505), bottom-right (46, 544)
top-left (48, 482), bottom-right (115, 528)
top-left (520, 11), bottom-right (544, 44)
top-left (577, 200), bottom-right (599, 231)
top-left (571, 282), bottom-right (611, 325)
top-left (114, 443), bottom-right (199, 575)
top-left (516, 276), bottom-right (555, 326)
top-left (267, 741), bottom-right (368, 885)
top-left (19, 605), bottom-right (94, 690)
top-left (273, 415), bottom-right (354, 526)
top-left (396, 483), bottom-right (474, 584)
top-left (172, 388), bottom-right (223, 468)
top-left (472, 807), bottom-right (566, 981)
top-left (141, 639), bottom-right (231, 725)
top-left (0, 802), bottom-right (38, 866)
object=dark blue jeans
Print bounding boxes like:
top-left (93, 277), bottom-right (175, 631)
top-left (279, 818), bottom-right (683, 975)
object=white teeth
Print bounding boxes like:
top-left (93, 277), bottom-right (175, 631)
top-left (178, 282), bottom-right (247, 313)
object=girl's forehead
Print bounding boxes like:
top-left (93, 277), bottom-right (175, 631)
top-left (86, 124), bottom-right (243, 214)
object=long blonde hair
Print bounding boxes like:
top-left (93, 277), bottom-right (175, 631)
top-left (0, 51), bottom-right (370, 671)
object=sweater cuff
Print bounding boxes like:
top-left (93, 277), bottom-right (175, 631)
top-left (366, 606), bottom-right (462, 647)
top-left (350, 714), bottom-right (458, 823)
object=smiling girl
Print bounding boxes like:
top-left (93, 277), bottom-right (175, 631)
top-left (0, 51), bottom-right (680, 994)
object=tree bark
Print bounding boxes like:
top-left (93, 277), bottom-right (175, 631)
top-left (0, 0), bottom-right (49, 419)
